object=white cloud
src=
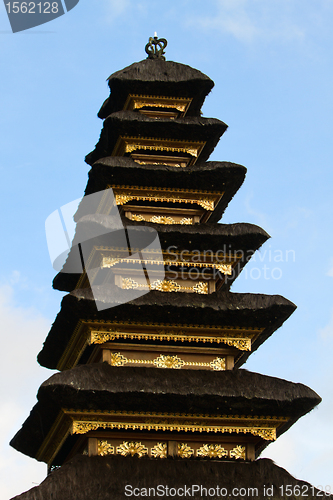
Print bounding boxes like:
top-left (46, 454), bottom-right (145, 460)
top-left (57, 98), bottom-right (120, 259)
top-left (244, 191), bottom-right (270, 230)
top-left (102, 0), bottom-right (132, 23)
top-left (261, 401), bottom-right (333, 489)
top-left (319, 308), bottom-right (333, 339)
top-left (192, 0), bottom-right (258, 43)
top-left (327, 259), bottom-right (333, 278)
top-left (0, 282), bottom-right (54, 499)
top-left (186, 0), bottom-right (305, 44)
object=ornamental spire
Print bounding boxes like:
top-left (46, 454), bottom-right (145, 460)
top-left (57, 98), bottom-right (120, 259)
top-left (145, 34), bottom-right (168, 60)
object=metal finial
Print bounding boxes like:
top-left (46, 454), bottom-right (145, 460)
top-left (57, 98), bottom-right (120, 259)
top-left (145, 35), bottom-right (167, 60)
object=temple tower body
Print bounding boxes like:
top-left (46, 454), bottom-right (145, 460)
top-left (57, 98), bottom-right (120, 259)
top-left (10, 38), bottom-right (327, 499)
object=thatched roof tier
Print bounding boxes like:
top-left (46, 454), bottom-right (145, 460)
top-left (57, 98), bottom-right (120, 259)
top-left (10, 454), bottom-right (329, 500)
top-left (85, 112), bottom-right (227, 166)
top-left (80, 159), bottom-right (246, 223)
top-left (10, 364), bottom-right (320, 462)
top-left (37, 291), bottom-right (295, 370)
top-left (98, 59), bottom-right (214, 119)
top-left (52, 214), bottom-right (269, 292)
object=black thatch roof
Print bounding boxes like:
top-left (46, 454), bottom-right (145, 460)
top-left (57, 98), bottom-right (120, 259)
top-left (10, 455), bottom-right (329, 500)
top-left (52, 213), bottom-right (269, 292)
top-left (10, 363), bottom-right (320, 462)
top-left (79, 159), bottom-right (246, 224)
top-left (37, 291), bottom-right (295, 370)
top-left (98, 59), bottom-right (214, 119)
top-left (85, 112), bottom-right (227, 166)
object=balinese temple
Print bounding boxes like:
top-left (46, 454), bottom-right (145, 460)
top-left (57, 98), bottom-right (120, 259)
top-left (11, 37), bottom-right (329, 499)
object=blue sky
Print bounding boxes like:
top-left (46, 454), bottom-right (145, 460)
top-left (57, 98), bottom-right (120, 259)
top-left (1, 0), bottom-right (333, 497)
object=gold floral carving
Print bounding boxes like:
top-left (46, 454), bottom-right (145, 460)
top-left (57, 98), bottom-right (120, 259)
top-left (73, 422), bottom-right (99, 434)
top-left (197, 200), bottom-right (215, 210)
top-left (101, 257), bottom-right (121, 268)
top-left (209, 358), bottom-right (226, 371)
top-left (151, 443), bottom-right (167, 459)
top-left (251, 428), bottom-right (276, 441)
top-left (153, 355), bottom-right (185, 369)
top-left (110, 352), bottom-right (127, 366)
top-left (90, 331), bottom-right (116, 344)
top-left (216, 264), bottom-right (233, 276)
top-left (192, 282), bottom-right (209, 294)
top-left (122, 278), bottom-right (208, 295)
top-left (197, 444), bottom-right (228, 459)
top-left (178, 443), bottom-right (194, 458)
top-left (98, 440), bottom-right (114, 456)
top-left (131, 214), bottom-right (193, 225)
top-left (230, 445), bottom-right (246, 460)
top-left (150, 279), bottom-right (181, 292)
top-left (150, 216), bottom-right (175, 224)
top-left (224, 338), bottom-right (252, 351)
top-left (116, 442), bottom-right (148, 458)
top-left (115, 194), bottom-right (135, 205)
top-left (131, 214), bottom-right (146, 222)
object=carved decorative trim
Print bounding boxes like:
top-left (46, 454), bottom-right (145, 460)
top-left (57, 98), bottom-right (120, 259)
top-left (94, 440), bottom-right (247, 460)
top-left (101, 255), bottom-right (233, 275)
top-left (131, 214), bottom-right (193, 225)
top-left (37, 409), bottom-right (285, 464)
top-left (131, 214), bottom-right (145, 222)
top-left (134, 101), bottom-right (186, 112)
top-left (112, 186), bottom-right (219, 211)
top-left (106, 186), bottom-right (224, 211)
top-left (122, 278), bottom-right (209, 295)
top-left (251, 428), bottom-right (276, 441)
top-left (58, 319), bottom-right (263, 371)
top-left (116, 193), bottom-right (215, 211)
top-left (70, 411), bottom-right (280, 441)
top-left (100, 257), bottom-right (121, 268)
top-left (116, 442), bottom-right (148, 458)
top-left (151, 215), bottom-right (192, 225)
top-left (178, 443), bottom-right (194, 458)
top-left (98, 440), bottom-right (114, 456)
top-left (153, 354), bottom-right (184, 369)
top-left (110, 352), bottom-right (128, 366)
top-left (151, 443), bottom-right (167, 459)
top-left (95, 440), bottom-right (246, 460)
top-left (90, 329), bottom-right (252, 351)
top-left (108, 352), bottom-right (226, 371)
top-left (197, 444), bottom-right (228, 459)
top-left (209, 357), bottom-right (226, 371)
top-left (123, 94), bottom-right (192, 114)
top-left (112, 136), bottom-right (205, 162)
top-left (230, 445), bottom-right (246, 460)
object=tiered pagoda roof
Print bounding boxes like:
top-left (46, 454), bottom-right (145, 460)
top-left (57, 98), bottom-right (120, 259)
top-left (10, 36), bottom-right (327, 499)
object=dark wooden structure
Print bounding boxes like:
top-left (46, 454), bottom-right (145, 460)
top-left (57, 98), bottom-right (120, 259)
top-left (10, 37), bottom-right (327, 499)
